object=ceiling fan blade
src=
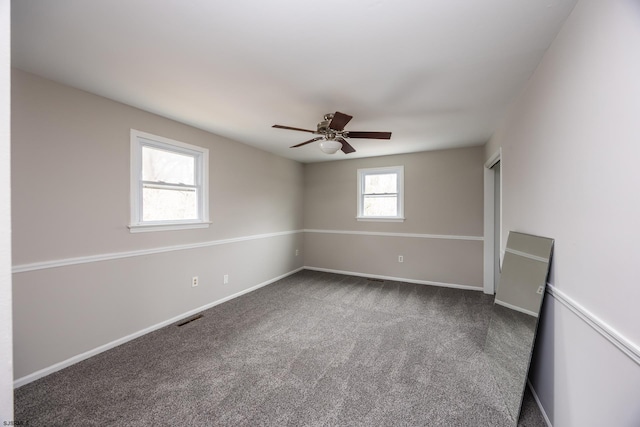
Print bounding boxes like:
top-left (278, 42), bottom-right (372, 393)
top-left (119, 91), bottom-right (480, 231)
top-left (290, 137), bottom-right (323, 148)
top-left (328, 112), bottom-right (353, 131)
top-left (347, 131), bottom-right (392, 139)
top-left (337, 137), bottom-right (356, 154)
top-left (273, 124), bottom-right (316, 133)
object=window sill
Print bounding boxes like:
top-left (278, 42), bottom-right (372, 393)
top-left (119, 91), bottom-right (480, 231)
top-left (356, 217), bottom-right (405, 223)
top-left (128, 222), bottom-right (211, 233)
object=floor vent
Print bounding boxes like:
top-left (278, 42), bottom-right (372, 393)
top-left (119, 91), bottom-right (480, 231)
top-left (367, 278), bottom-right (384, 282)
top-left (177, 314), bottom-right (203, 327)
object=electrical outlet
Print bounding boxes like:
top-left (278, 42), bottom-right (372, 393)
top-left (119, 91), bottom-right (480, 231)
top-left (223, 274), bottom-right (229, 285)
top-left (398, 255), bottom-right (404, 263)
top-left (295, 249), bottom-right (299, 256)
top-left (192, 276), bottom-right (198, 287)
top-left (537, 285), bottom-right (544, 295)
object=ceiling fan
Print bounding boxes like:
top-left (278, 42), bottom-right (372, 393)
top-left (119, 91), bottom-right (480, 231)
top-left (272, 112), bottom-right (392, 154)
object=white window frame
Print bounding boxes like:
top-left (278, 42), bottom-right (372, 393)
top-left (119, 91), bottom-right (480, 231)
top-left (356, 165), bottom-right (405, 222)
top-left (129, 129), bottom-right (210, 233)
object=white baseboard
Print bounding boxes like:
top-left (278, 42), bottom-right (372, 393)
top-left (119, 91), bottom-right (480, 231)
top-left (13, 267), bottom-right (304, 388)
top-left (527, 379), bottom-right (552, 427)
top-left (304, 266), bottom-right (483, 291)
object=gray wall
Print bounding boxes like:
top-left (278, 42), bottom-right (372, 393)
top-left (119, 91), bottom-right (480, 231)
top-left (11, 70), bottom-right (305, 381)
top-left (485, 0), bottom-right (640, 425)
top-left (303, 148), bottom-right (484, 288)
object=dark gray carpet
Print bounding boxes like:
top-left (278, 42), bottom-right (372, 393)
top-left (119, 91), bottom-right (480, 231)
top-left (15, 270), bottom-right (546, 426)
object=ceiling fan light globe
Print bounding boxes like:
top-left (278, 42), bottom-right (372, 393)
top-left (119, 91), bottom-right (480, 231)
top-left (319, 139), bottom-right (342, 154)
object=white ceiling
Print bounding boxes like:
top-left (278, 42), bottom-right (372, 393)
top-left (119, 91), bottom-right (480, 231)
top-left (11, 0), bottom-right (577, 163)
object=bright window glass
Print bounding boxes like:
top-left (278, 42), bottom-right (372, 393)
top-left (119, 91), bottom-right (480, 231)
top-left (142, 187), bottom-right (197, 221)
top-left (142, 146), bottom-right (195, 185)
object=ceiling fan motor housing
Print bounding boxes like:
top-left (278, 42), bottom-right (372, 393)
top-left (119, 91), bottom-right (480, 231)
top-left (317, 116), bottom-right (333, 133)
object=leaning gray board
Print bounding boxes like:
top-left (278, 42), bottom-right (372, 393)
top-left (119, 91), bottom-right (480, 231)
top-left (495, 232), bottom-right (554, 317)
top-left (485, 230), bottom-right (554, 425)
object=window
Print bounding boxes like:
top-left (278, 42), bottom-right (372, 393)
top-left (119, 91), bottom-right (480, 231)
top-left (129, 130), bottom-right (209, 232)
top-left (357, 166), bottom-right (404, 222)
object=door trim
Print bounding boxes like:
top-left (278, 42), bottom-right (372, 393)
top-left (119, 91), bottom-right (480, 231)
top-left (483, 148), bottom-right (501, 294)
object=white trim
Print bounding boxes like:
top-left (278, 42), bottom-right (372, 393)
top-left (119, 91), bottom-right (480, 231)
top-left (483, 147), bottom-right (502, 295)
top-left (356, 217), bottom-right (405, 223)
top-left (12, 230), bottom-right (303, 274)
top-left (11, 229), bottom-right (478, 274)
top-left (13, 267), bottom-right (304, 388)
top-left (357, 165), bottom-right (405, 220)
top-left (527, 380), bottom-right (552, 427)
top-left (130, 129), bottom-right (210, 231)
top-left (304, 266), bottom-right (482, 291)
top-left (485, 148), bottom-right (502, 169)
top-left (128, 222), bottom-right (212, 233)
top-left (504, 248), bottom-right (549, 264)
top-left (546, 284), bottom-right (640, 366)
top-left (304, 228), bottom-right (483, 241)
top-left (494, 298), bottom-right (539, 318)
